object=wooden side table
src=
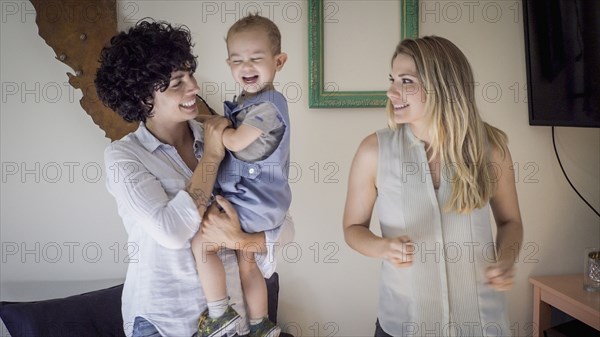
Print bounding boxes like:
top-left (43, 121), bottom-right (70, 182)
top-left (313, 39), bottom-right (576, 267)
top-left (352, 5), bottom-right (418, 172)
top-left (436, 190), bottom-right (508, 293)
top-left (529, 274), bottom-right (600, 337)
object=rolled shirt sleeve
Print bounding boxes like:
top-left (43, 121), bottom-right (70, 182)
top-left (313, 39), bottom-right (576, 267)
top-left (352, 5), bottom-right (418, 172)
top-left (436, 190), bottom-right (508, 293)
top-left (104, 143), bottom-right (201, 250)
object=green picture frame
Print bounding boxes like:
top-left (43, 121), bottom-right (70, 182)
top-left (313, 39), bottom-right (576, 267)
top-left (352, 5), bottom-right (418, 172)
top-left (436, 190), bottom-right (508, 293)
top-left (308, 0), bottom-right (419, 108)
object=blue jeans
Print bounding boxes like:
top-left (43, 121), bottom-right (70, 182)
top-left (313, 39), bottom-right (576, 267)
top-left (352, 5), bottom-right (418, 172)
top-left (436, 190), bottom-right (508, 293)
top-left (132, 316), bottom-right (161, 337)
top-left (375, 319), bottom-right (393, 337)
top-left (136, 318), bottom-right (250, 337)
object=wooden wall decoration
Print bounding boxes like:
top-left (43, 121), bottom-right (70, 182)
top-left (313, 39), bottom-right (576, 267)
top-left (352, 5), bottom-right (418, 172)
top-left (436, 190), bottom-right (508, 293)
top-left (29, 0), bottom-right (213, 142)
top-left (29, 0), bottom-right (135, 141)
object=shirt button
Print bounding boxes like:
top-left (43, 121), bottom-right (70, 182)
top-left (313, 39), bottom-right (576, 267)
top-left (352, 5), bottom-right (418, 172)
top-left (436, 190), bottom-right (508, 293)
top-left (248, 168), bottom-right (256, 174)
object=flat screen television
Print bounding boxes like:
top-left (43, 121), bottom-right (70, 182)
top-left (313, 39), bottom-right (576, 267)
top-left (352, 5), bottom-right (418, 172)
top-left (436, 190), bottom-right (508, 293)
top-left (522, 0), bottom-right (600, 127)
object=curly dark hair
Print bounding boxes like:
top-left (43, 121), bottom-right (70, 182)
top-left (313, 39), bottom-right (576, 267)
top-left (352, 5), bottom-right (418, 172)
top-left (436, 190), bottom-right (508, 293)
top-left (95, 19), bottom-right (197, 123)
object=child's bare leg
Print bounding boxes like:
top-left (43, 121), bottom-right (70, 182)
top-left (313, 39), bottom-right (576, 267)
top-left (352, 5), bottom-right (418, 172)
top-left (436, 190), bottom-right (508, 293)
top-left (191, 233), bottom-right (226, 303)
top-left (192, 234), bottom-right (241, 335)
top-left (237, 249), bottom-right (268, 320)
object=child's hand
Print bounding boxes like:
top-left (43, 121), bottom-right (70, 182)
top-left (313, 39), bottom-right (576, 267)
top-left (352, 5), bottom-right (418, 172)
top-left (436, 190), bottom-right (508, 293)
top-left (485, 263), bottom-right (515, 291)
top-left (383, 236), bottom-right (414, 268)
top-left (202, 116), bottom-right (231, 160)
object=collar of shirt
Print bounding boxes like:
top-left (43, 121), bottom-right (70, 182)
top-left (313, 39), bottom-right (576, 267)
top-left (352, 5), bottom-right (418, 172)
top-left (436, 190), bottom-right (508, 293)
top-left (134, 121), bottom-right (204, 155)
top-left (236, 84), bottom-right (275, 106)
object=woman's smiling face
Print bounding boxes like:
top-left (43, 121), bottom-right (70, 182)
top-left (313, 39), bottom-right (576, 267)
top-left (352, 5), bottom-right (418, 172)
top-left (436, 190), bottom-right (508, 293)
top-left (387, 53), bottom-right (427, 127)
top-left (150, 70), bottom-right (200, 123)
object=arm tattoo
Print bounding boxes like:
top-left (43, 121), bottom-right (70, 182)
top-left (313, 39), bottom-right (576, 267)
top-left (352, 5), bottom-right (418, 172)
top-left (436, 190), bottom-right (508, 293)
top-left (186, 184), bottom-right (214, 209)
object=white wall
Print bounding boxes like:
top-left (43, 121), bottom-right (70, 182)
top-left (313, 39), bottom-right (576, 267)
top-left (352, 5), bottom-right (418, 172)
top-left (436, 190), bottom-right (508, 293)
top-left (1, 1), bottom-right (599, 336)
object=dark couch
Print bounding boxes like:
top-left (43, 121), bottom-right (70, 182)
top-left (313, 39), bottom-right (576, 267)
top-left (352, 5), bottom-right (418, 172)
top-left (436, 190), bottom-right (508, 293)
top-left (0, 273), bottom-right (287, 337)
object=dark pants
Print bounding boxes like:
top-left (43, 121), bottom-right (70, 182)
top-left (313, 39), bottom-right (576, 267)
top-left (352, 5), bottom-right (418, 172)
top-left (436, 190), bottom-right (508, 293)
top-left (375, 319), bottom-right (393, 337)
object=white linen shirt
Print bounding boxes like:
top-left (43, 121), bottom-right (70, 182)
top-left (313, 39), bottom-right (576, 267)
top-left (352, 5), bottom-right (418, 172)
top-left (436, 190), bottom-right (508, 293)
top-left (104, 120), bottom-right (294, 337)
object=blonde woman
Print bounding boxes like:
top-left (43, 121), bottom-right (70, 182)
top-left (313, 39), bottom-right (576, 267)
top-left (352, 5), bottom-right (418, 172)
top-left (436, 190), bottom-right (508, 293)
top-left (343, 36), bottom-right (523, 337)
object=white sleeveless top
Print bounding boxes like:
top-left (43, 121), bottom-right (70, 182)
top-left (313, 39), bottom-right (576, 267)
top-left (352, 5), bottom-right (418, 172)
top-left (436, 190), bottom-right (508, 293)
top-left (375, 125), bottom-right (511, 337)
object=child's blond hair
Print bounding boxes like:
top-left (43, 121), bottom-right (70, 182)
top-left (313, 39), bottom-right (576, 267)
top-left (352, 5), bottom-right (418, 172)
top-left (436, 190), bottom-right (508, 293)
top-left (226, 13), bottom-right (281, 55)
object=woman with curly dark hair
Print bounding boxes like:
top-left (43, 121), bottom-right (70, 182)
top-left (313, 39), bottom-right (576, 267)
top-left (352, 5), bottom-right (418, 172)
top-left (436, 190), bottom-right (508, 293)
top-left (96, 19), bottom-right (293, 337)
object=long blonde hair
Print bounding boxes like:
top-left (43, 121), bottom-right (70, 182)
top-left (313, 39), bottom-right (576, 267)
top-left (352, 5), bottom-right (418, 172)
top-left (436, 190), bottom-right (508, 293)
top-left (387, 36), bottom-right (508, 213)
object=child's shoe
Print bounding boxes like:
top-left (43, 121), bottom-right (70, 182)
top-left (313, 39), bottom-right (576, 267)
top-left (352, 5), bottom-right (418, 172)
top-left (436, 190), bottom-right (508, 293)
top-left (249, 318), bottom-right (281, 337)
top-left (197, 305), bottom-right (241, 337)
